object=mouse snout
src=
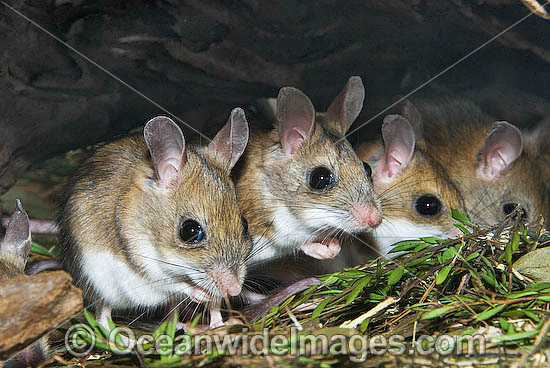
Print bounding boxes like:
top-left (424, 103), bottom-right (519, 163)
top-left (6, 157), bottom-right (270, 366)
top-left (210, 263), bottom-right (242, 297)
top-left (350, 203), bottom-right (382, 228)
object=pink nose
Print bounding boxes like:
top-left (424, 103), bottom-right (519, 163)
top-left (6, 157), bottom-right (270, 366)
top-left (219, 280), bottom-right (242, 297)
top-left (351, 203), bottom-right (382, 228)
top-left (211, 264), bottom-right (242, 297)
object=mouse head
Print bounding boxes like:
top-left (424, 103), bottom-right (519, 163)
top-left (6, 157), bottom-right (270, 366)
top-left (265, 76), bottom-right (382, 236)
top-left (126, 109), bottom-right (252, 303)
top-left (397, 98), bottom-right (549, 228)
top-left (0, 200), bottom-right (31, 280)
top-left (357, 113), bottom-right (464, 256)
top-left (463, 120), bottom-right (549, 226)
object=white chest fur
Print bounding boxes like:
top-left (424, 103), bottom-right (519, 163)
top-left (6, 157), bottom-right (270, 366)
top-left (80, 240), bottom-right (196, 311)
top-left (272, 206), bottom-right (315, 248)
top-left (248, 206), bottom-right (313, 264)
top-left (372, 219), bottom-right (449, 258)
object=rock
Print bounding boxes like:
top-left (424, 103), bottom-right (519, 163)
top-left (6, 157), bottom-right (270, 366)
top-left (0, 271), bottom-right (83, 360)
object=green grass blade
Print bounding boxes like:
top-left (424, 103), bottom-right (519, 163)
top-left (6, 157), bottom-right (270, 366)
top-left (30, 242), bottom-right (56, 258)
top-left (422, 306), bottom-right (456, 320)
top-left (154, 320), bottom-right (168, 339)
top-left (345, 276), bottom-right (372, 306)
top-left (436, 265), bottom-right (452, 285)
top-left (475, 305), bottom-right (505, 322)
top-left (388, 266), bottom-right (405, 286)
top-left (312, 296), bottom-right (333, 319)
top-left (450, 208), bottom-right (473, 227)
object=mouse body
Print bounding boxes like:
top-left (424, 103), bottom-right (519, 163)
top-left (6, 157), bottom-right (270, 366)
top-left (59, 109), bottom-right (252, 329)
top-left (400, 98), bottom-right (549, 227)
top-left (357, 108), bottom-right (465, 257)
top-left (357, 97), bottom-right (549, 258)
top-left (271, 96), bottom-right (548, 275)
top-left (295, 108), bottom-right (466, 273)
top-left (233, 76), bottom-right (382, 266)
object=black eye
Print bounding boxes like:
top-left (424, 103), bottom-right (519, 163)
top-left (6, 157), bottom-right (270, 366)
top-left (309, 167), bottom-right (335, 190)
top-left (179, 220), bottom-right (205, 243)
top-left (241, 216), bottom-right (249, 234)
top-left (414, 194), bottom-right (442, 217)
top-left (363, 162), bottom-right (372, 178)
top-left (502, 203), bottom-right (527, 219)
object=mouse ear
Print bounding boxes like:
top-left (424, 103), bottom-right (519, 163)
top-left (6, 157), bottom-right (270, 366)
top-left (1, 200), bottom-right (31, 268)
top-left (277, 87), bottom-right (316, 157)
top-left (325, 76), bottom-right (365, 135)
top-left (524, 117), bottom-right (550, 156)
top-left (524, 118), bottom-right (550, 182)
top-left (396, 97), bottom-right (423, 140)
top-left (375, 114), bottom-right (416, 183)
top-left (475, 121), bottom-right (522, 181)
top-left (208, 107), bottom-right (249, 171)
top-left (143, 116), bottom-right (186, 190)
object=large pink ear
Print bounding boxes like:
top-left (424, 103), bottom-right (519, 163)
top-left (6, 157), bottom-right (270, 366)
top-left (277, 87), bottom-right (316, 157)
top-left (475, 121), bottom-right (522, 181)
top-left (375, 114), bottom-right (416, 183)
top-left (143, 116), bottom-right (186, 190)
top-left (1, 200), bottom-right (31, 265)
top-left (208, 107), bottom-right (249, 171)
top-left (325, 76), bottom-right (365, 135)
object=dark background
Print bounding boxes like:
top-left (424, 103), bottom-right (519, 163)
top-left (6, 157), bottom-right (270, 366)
top-left (1, 0), bottom-right (549, 198)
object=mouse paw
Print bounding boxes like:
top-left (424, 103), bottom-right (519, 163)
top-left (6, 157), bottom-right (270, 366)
top-left (224, 317), bottom-right (245, 326)
top-left (209, 308), bottom-right (225, 330)
top-left (182, 308), bottom-right (225, 333)
top-left (300, 238), bottom-right (341, 259)
top-left (183, 312), bottom-right (243, 333)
